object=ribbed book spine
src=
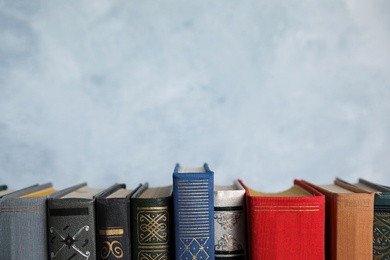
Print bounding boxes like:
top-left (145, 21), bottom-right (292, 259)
top-left (0, 197), bottom-right (48, 260)
top-left (173, 166), bottom-right (214, 260)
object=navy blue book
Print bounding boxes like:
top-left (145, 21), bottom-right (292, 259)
top-left (172, 163), bottom-right (215, 260)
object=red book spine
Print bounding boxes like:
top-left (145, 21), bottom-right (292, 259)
top-left (239, 179), bottom-right (325, 260)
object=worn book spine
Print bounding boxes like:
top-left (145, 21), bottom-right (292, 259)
top-left (48, 196), bottom-right (97, 260)
top-left (240, 179), bottom-right (325, 260)
top-left (214, 183), bottom-right (247, 260)
top-left (95, 184), bottom-right (132, 260)
top-left (306, 179), bottom-right (374, 260)
top-left (173, 164), bottom-right (215, 260)
top-left (0, 197), bottom-right (49, 260)
top-left (333, 179), bottom-right (374, 260)
top-left (130, 185), bottom-right (173, 260)
top-left (0, 183), bottom-right (53, 260)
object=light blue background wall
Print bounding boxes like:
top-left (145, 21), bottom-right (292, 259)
top-left (1, 1), bottom-right (389, 191)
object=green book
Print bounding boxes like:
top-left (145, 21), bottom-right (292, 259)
top-left (354, 179), bottom-right (390, 259)
top-left (130, 183), bottom-right (173, 260)
top-left (0, 185), bottom-right (7, 191)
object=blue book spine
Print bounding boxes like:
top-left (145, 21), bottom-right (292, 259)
top-left (173, 163), bottom-right (215, 260)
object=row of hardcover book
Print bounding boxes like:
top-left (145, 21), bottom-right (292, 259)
top-left (0, 163), bottom-right (389, 260)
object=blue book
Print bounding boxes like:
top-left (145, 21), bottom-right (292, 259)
top-left (173, 163), bottom-right (215, 260)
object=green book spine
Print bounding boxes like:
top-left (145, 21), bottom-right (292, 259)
top-left (358, 179), bottom-right (390, 259)
top-left (373, 195), bottom-right (390, 259)
top-left (130, 185), bottom-right (173, 260)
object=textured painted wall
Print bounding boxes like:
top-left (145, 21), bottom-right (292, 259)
top-left (1, 1), bottom-right (389, 191)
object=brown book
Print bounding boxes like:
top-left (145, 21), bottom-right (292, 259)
top-left (304, 179), bottom-right (374, 260)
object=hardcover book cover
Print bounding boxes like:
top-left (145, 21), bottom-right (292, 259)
top-left (214, 180), bottom-right (247, 260)
top-left (0, 183), bottom-right (57, 260)
top-left (350, 178), bottom-right (390, 259)
top-left (172, 163), bottom-right (215, 260)
top-left (95, 183), bottom-right (142, 260)
top-left (305, 179), bottom-right (374, 260)
top-left (239, 179), bottom-right (325, 260)
top-left (131, 183), bottom-right (173, 259)
top-left (0, 184), bottom-right (7, 191)
top-left (48, 183), bottom-right (103, 260)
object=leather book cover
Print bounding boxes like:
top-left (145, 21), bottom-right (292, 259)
top-left (239, 179), bottom-right (325, 260)
top-left (0, 183), bottom-right (56, 260)
top-left (214, 180), bottom-right (247, 260)
top-left (172, 163), bottom-right (215, 260)
top-left (48, 183), bottom-right (103, 260)
top-left (354, 178), bottom-right (390, 259)
top-left (130, 183), bottom-right (173, 259)
top-left (95, 183), bottom-right (142, 260)
top-left (305, 179), bottom-right (374, 260)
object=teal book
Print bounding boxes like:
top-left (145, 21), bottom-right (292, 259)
top-left (0, 184), bottom-right (7, 191)
top-left (172, 163), bottom-right (215, 260)
top-left (0, 183), bottom-right (57, 260)
top-left (354, 179), bottom-right (390, 259)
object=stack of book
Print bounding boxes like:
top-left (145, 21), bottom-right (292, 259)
top-left (0, 164), bottom-right (389, 260)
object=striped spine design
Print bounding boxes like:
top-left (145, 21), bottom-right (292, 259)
top-left (177, 180), bottom-right (211, 238)
top-left (173, 166), bottom-right (214, 260)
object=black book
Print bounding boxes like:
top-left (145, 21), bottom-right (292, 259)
top-left (95, 183), bottom-right (142, 260)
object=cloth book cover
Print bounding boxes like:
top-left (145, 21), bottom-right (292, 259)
top-left (0, 184), bottom-right (7, 191)
top-left (239, 179), bottom-right (325, 260)
top-left (214, 180), bottom-right (247, 260)
top-left (130, 183), bottom-right (173, 259)
top-left (172, 163), bottom-right (215, 260)
top-left (0, 183), bottom-right (57, 260)
top-left (95, 183), bottom-right (142, 260)
top-left (47, 183), bottom-right (103, 260)
top-left (305, 179), bottom-right (374, 260)
top-left (352, 178), bottom-right (390, 259)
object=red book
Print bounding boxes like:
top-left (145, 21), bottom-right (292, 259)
top-left (238, 179), bottom-right (325, 260)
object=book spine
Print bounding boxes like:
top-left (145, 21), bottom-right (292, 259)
top-left (47, 198), bottom-right (97, 260)
top-left (373, 195), bottom-right (390, 259)
top-left (214, 206), bottom-right (246, 259)
top-left (95, 198), bottom-right (131, 260)
top-left (333, 193), bottom-right (374, 259)
top-left (0, 198), bottom-right (48, 260)
top-left (131, 196), bottom-right (173, 259)
top-left (173, 173), bottom-right (214, 260)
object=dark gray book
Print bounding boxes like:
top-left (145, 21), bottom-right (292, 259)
top-left (95, 183), bottom-right (142, 260)
top-left (0, 183), bottom-right (56, 260)
top-left (47, 183), bottom-right (103, 260)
